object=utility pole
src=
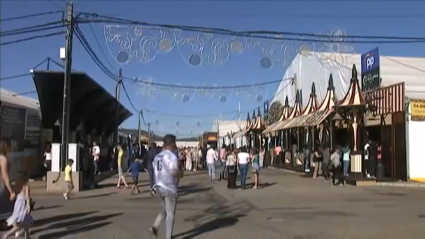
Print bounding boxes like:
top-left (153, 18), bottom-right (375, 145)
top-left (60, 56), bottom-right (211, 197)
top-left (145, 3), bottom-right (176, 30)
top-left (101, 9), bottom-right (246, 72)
top-left (60, 2), bottom-right (74, 170)
top-left (114, 68), bottom-right (122, 144)
top-left (147, 123), bottom-right (151, 145)
top-left (137, 112), bottom-right (141, 147)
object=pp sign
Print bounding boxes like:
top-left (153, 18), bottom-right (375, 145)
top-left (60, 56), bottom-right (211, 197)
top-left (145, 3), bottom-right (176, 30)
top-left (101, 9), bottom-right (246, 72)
top-left (366, 55), bottom-right (375, 70)
top-left (361, 48), bottom-right (380, 91)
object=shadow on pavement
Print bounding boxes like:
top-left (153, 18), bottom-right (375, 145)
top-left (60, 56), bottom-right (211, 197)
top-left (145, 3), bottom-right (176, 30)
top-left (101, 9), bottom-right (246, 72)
top-left (175, 191), bottom-right (254, 238)
top-left (178, 184), bottom-right (213, 197)
top-left (32, 213), bottom-right (122, 236)
top-left (37, 222), bottom-right (111, 239)
top-left (175, 216), bottom-right (242, 239)
top-left (33, 211), bottom-right (98, 227)
top-left (72, 192), bottom-right (117, 200)
top-left (33, 205), bottom-right (62, 211)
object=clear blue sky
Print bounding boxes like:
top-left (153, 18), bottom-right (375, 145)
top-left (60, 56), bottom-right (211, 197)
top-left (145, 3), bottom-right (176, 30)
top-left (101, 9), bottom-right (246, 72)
top-left (1, 0), bottom-right (425, 137)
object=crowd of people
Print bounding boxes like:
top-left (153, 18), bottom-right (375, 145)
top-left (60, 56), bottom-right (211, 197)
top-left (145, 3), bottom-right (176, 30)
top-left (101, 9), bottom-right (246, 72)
top-left (175, 144), bottom-right (267, 190)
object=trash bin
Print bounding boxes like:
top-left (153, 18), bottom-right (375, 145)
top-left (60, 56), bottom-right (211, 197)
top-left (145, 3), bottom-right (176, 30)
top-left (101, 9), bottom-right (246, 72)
top-left (376, 161), bottom-right (385, 180)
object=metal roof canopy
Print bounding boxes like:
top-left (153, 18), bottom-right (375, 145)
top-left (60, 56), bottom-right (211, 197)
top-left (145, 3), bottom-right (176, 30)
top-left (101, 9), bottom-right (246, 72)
top-left (31, 70), bottom-right (132, 136)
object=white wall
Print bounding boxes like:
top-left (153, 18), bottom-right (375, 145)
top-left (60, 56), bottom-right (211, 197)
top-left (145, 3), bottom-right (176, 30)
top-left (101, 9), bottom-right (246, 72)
top-left (406, 103), bottom-right (425, 182)
top-left (155, 141), bottom-right (198, 148)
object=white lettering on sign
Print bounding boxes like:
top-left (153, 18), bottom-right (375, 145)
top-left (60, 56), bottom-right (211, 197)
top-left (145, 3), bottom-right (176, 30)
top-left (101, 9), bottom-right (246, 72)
top-left (366, 56), bottom-right (375, 69)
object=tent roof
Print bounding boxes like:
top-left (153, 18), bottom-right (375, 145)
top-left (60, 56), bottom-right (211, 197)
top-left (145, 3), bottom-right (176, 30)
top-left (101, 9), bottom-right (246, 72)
top-left (31, 70), bottom-right (132, 136)
top-left (272, 52), bottom-right (425, 105)
top-left (212, 120), bottom-right (247, 137)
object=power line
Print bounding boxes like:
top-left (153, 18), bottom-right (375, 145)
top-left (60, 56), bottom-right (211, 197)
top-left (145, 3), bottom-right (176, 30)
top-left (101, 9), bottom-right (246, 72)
top-left (87, 23), bottom-right (116, 72)
top-left (74, 23), bottom-right (147, 127)
top-left (0, 10), bottom-right (64, 22)
top-left (0, 73), bottom-right (32, 81)
top-left (0, 21), bottom-right (65, 37)
top-left (76, 12), bottom-right (425, 44)
top-left (0, 31), bottom-right (65, 46)
top-left (12, 91), bottom-right (37, 96)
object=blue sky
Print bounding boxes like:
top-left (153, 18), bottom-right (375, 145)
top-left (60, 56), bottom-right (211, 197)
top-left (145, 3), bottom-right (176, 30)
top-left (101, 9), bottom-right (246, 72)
top-left (1, 0), bottom-right (425, 137)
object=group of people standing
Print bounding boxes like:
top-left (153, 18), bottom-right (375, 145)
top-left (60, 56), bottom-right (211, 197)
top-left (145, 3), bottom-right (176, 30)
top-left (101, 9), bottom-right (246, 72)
top-left (304, 139), bottom-right (383, 186)
top-left (201, 144), bottom-right (266, 190)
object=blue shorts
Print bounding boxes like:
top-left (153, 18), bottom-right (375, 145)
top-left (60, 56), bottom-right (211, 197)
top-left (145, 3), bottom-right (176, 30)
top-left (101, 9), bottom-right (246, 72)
top-left (132, 175), bottom-right (139, 185)
top-left (252, 163), bottom-right (260, 172)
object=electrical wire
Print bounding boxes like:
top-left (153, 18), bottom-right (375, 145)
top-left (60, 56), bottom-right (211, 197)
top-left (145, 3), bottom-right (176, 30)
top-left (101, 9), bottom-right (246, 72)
top-left (74, 23), bottom-right (147, 127)
top-left (0, 31), bottom-right (65, 46)
top-left (0, 21), bottom-right (65, 37)
top-left (145, 109), bottom-right (240, 118)
top-left (88, 23), bottom-right (116, 72)
top-left (0, 10), bottom-right (64, 22)
top-left (12, 91), bottom-right (37, 96)
top-left (76, 13), bottom-right (425, 44)
top-left (1, 25), bottom-right (65, 37)
top-left (0, 73), bottom-right (32, 81)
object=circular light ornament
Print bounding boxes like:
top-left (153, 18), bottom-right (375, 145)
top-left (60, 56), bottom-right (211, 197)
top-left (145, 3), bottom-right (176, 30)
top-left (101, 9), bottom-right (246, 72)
top-left (189, 54), bottom-right (201, 66)
top-left (260, 57), bottom-right (272, 69)
top-left (219, 95), bottom-right (227, 103)
top-left (116, 51), bottom-right (130, 63)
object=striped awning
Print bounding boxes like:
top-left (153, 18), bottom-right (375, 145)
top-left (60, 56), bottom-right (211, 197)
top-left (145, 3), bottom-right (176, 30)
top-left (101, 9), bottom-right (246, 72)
top-left (233, 127), bottom-right (249, 139)
top-left (304, 110), bottom-right (334, 126)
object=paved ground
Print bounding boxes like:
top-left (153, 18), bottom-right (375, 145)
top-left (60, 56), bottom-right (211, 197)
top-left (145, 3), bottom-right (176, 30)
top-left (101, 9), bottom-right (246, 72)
top-left (6, 168), bottom-right (425, 239)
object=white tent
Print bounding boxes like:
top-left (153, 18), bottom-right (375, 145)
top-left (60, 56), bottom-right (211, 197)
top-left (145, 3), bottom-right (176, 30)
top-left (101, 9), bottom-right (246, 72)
top-left (272, 52), bottom-right (425, 105)
top-left (212, 120), bottom-right (247, 148)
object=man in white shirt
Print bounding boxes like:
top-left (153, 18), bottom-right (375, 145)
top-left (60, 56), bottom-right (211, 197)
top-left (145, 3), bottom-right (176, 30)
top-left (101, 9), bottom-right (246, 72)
top-left (149, 134), bottom-right (183, 239)
top-left (364, 140), bottom-right (371, 178)
top-left (206, 146), bottom-right (217, 181)
top-left (92, 142), bottom-right (100, 175)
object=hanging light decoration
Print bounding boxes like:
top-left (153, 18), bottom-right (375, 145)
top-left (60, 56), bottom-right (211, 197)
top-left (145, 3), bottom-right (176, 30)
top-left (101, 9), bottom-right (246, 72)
top-left (176, 121), bottom-right (180, 126)
top-left (155, 120), bottom-right (159, 126)
top-left (219, 95), bottom-right (227, 103)
top-left (260, 57), bottom-right (272, 69)
top-left (256, 94), bottom-right (263, 102)
top-left (182, 94), bottom-right (190, 102)
top-left (197, 122), bottom-right (201, 127)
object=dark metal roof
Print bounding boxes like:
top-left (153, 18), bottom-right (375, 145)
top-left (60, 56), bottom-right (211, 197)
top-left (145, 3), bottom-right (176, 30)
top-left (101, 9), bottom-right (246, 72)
top-left (31, 70), bottom-right (132, 136)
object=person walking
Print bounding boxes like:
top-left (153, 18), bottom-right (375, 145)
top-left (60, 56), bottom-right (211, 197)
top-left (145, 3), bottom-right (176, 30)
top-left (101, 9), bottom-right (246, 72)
top-left (3, 172), bottom-right (33, 239)
top-left (252, 148), bottom-right (261, 189)
top-left (342, 144), bottom-right (351, 176)
top-left (145, 143), bottom-right (159, 195)
top-left (219, 144), bottom-right (227, 180)
top-left (330, 148), bottom-right (343, 186)
top-left (1, 138), bottom-right (15, 225)
top-left (206, 146), bottom-right (217, 181)
top-left (92, 142), bottom-right (100, 175)
top-left (149, 134), bottom-right (183, 239)
top-left (226, 148), bottom-right (237, 189)
top-left (42, 142), bottom-right (52, 182)
top-left (237, 147), bottom-right (250, 189)
top-left (115, 145), bottom-right (129, 189)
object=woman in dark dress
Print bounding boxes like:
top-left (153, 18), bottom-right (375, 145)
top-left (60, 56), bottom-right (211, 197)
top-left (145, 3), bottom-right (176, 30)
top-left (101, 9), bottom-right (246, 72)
top-left (226, 148), bottom-right (237, 189)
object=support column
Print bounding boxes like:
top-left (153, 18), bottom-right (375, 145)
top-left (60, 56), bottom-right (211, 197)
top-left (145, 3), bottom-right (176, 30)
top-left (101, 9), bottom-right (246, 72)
top-left (350, 115), bottom-right (363, 179)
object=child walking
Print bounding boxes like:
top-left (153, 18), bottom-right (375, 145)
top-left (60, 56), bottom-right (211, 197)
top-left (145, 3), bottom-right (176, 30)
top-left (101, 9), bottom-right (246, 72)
top-left (126, 158), bottom-right (142, 195)
top-left (3, 173), bottom-right (33, 239)
top-left (63, 159), bottom-right (74, 200)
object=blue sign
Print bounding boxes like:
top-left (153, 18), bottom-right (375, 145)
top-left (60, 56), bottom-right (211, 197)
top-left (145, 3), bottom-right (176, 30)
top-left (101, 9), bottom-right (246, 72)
top-left (361, 48), bottom-right (380, 91)
top-left (361, 48), bottom-right (380, 73)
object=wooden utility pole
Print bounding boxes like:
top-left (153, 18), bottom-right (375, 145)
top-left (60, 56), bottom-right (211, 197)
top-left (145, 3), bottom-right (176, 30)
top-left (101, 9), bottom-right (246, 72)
top-left (60, 2), bottom-right (74, 170)
top-left (137, 112), bottom-right (141, 146)
top-left (114, 68), bottom-right (122, 144)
